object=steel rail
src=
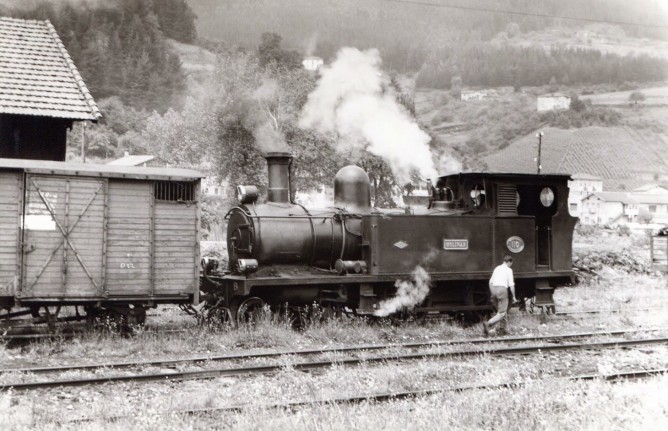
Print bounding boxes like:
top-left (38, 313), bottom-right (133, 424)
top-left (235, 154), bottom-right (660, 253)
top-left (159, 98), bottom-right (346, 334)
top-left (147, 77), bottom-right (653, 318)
top-left (180, 367), bottom-right (668, 414)
top-left (554, 307), bottom-right (659, 316)
top-left (2, 328), bottom-right (660, 375)
top-left (59, 367), bottom-right (668, 423)
top-left (3, 336), bottom-right (667, 392)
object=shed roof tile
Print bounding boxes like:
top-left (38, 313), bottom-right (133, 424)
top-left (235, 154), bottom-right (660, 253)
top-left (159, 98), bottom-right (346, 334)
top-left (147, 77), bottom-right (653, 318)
top-left (0, 17), bottom-right (101, 121)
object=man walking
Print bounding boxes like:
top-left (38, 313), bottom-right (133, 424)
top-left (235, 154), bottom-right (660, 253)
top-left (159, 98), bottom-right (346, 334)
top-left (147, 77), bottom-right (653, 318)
top-left (483, 255), bottom-right (517, 336)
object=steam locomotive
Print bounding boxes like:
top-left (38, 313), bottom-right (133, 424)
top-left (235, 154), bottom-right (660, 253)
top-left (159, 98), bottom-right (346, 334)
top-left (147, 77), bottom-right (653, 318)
top-left (202, 152), bottom-right (577, 322)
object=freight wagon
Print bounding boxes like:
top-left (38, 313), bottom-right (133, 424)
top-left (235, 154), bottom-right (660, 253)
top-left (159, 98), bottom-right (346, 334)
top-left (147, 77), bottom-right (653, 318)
top-left (0, 158), bottom-right (202, 325)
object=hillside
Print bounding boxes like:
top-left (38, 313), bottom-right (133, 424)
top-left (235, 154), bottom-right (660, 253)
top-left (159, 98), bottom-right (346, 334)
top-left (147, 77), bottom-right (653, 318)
top-left (495, 23), bottom-right (668, 60)
top-left (482, 126), bottom-right (668, 191)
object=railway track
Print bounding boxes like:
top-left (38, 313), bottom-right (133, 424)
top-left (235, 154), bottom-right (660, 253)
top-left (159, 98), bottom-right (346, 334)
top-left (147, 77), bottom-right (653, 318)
top-left (2, 329), bottom-right (666, 392)
top-left (2, 306), bottom-right (664, 343)
top-left (59, 367), bottom-right (668, 424)
top-left (170, 367), bottom-right (668, 414)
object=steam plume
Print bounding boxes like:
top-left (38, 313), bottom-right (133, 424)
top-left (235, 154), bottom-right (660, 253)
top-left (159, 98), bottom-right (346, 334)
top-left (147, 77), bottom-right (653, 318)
top-left (299, 47), bottom-right (437, 183)
top-left (245, 79), bottom-right (289, 153)
top-left (374, 266), bottom-right (431, 317)
top-left (304, 32), bottom-right (318, 57)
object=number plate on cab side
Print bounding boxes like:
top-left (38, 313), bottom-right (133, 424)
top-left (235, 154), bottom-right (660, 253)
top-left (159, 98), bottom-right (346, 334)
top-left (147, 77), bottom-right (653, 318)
top-left (443, 239), bottom-right (468, 250)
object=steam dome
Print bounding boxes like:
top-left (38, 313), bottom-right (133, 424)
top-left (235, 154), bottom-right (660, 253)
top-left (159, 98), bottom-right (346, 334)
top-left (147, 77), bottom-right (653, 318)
top-left (334, 165), bottom-right (371, 213)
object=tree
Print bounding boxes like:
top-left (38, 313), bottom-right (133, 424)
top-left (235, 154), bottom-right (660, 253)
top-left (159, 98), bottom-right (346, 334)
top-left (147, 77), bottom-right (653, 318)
top-left (153, 0), bottom-right (198, 43)
top-left (569, 93), bottom-right (586, 112)
top-left (450, 75), bottom-right (462, 99)
top-left (629, 91), bottom-right (646, 105)
top-left (258, 32), bottom-right (301, 70)
top-left (358, 154), bottom-right (398, 208)
top-left (548, 76), bottom-right (558, 92)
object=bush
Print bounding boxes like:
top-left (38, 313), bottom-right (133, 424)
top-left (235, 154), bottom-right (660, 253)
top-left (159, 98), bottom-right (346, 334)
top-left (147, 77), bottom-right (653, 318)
top-left (576, 223), bottom-right (598, 236)
top-left (629, 91), bottom-right (646, 104)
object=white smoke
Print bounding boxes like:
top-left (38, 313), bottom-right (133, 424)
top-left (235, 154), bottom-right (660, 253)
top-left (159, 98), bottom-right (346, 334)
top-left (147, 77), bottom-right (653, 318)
top-left (374, 266), bottom-right (431, 317)
top-left (299, 47), bottom-right (438, 184)
top-left (246, 79), bottom-right (289, 153)
top-left (303, 32), bottom-right (318, 57)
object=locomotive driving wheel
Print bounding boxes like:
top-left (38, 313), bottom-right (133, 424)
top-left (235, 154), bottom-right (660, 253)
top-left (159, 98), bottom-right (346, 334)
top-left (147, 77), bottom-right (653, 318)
top-left (235, 296), bottom-right (266, 326)
top-left (202, 303), bottom-right (234, 328)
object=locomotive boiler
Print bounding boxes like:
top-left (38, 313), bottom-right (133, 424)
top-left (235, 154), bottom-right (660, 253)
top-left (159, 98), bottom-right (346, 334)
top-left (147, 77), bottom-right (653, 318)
top-left (203, 152), bottom-right (577, 323)
top-left (226, 152), bottom-right (369, 274)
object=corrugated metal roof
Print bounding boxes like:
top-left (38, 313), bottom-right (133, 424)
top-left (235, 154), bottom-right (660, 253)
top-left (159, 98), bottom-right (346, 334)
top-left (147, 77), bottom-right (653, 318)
top-left (571, 173), bottom-right (602, 180)
top-left (586, 192), bottom-right (637, 204)
top-left (0, 17), bottom-right (101, 121)
top-left (538, 93), bottom-right (569, 98)
top-left (0, 158), bottom-right (203, 181)
top-left (107, 155), bottom-right (155, 166)
top-left (633, 194), bottom-right (668, 205)
top-left (584, 192), bottom-right (668, 205)
top-left (484, 127), bottom-right (668, 192)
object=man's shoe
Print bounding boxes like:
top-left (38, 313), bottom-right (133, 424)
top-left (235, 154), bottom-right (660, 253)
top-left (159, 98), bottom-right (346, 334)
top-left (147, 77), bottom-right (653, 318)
top-left (497, 328), bottom-right (508, 336)
top-left (482, 321), bottom-right (489, 336)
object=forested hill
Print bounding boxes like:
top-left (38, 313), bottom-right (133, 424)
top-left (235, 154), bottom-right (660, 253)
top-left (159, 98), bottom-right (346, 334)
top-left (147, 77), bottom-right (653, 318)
top-left (0, 0), bottom-right (197, 112)
top-left (190, 0), bottom-right (668, 71)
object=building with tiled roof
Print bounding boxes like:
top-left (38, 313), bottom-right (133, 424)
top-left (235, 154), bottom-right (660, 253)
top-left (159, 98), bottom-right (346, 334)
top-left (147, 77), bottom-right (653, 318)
top-left (567, 173), bottom-right (603, 217)
top-left (483, 127), bottom-right (668, 192)
top-left (580, 192), bottom-right (639, 226)
top-left (580, 190), bottom-right (668, 226)
top-left (0, 16), bottom-right (101, 161)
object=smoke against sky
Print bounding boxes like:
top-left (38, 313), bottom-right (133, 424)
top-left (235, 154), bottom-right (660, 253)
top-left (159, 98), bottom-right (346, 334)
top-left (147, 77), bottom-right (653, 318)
top-left (299, 47), bottom-right (438, 183)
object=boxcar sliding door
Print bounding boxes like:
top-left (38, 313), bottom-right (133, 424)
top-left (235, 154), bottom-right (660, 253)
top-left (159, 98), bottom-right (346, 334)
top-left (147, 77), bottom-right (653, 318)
top-left (105, 180), bottom-right (152, 296)
top-left (21, 175), bottom-right (106, 299)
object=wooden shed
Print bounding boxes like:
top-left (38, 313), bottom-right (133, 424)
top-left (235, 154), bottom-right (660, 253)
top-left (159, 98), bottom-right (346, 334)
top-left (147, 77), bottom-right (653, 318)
top-left (0, 158), bottom-right (202, 308)
top-left (0, 17), bottom-right (101, 161)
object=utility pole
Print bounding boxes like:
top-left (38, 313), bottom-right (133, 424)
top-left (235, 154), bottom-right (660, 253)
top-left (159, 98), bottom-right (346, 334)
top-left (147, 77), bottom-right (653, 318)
top-left (81, 122), bottom-right (86, 163)
top-left (536, 131), bottom-right (544, 174)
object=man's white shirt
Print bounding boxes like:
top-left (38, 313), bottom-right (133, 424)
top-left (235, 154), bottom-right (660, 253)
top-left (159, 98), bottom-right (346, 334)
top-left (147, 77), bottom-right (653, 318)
top-left (489, 264), bottom-right (514, 288)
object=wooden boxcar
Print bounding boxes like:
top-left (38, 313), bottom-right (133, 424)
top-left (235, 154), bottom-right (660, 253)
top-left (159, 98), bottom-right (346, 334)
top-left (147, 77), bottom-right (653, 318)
top-left (0, 158), bottom-right (202, 322)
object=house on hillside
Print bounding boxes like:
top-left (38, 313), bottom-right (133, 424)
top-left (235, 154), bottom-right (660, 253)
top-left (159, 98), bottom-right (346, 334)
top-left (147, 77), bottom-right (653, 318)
top-left (0, 17), bottom-right (101, 161)
top-left (632, 194), bottom-right (668, 225)
top-left (302, 56), bottom-right (323, 71)
top-left (580, 192), bottom-right (639, 226)
top-left (634, 184), bottom-right (668, 195)
top-left (580, 189), bottom-right (668, 226)
top-left (537, 93), bottom-right (570, 112)
top-left (568, 173), bottom-right (603, 217)
top-left (201, 176), bottom-right (227, 198)
top-left (461, 90), bottom-right (488, 101)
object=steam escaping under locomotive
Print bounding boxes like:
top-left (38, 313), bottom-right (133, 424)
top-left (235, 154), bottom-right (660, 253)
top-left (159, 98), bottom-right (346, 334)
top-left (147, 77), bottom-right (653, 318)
top-left (202, 152), bottom-right (578, 322)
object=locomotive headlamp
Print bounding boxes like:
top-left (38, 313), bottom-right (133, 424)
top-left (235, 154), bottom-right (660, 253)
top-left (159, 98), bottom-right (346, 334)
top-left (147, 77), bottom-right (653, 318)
top-left (540, 187), bottom-right (555, 207)
top-left (237, 185), bottom-right (259, 204)
top-left (237, 259), bottom-right (259, 274)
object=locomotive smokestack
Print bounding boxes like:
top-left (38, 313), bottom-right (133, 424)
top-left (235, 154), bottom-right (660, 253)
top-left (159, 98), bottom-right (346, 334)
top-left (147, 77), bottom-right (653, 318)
top-left (265, 152), bottom-right (292, 203)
